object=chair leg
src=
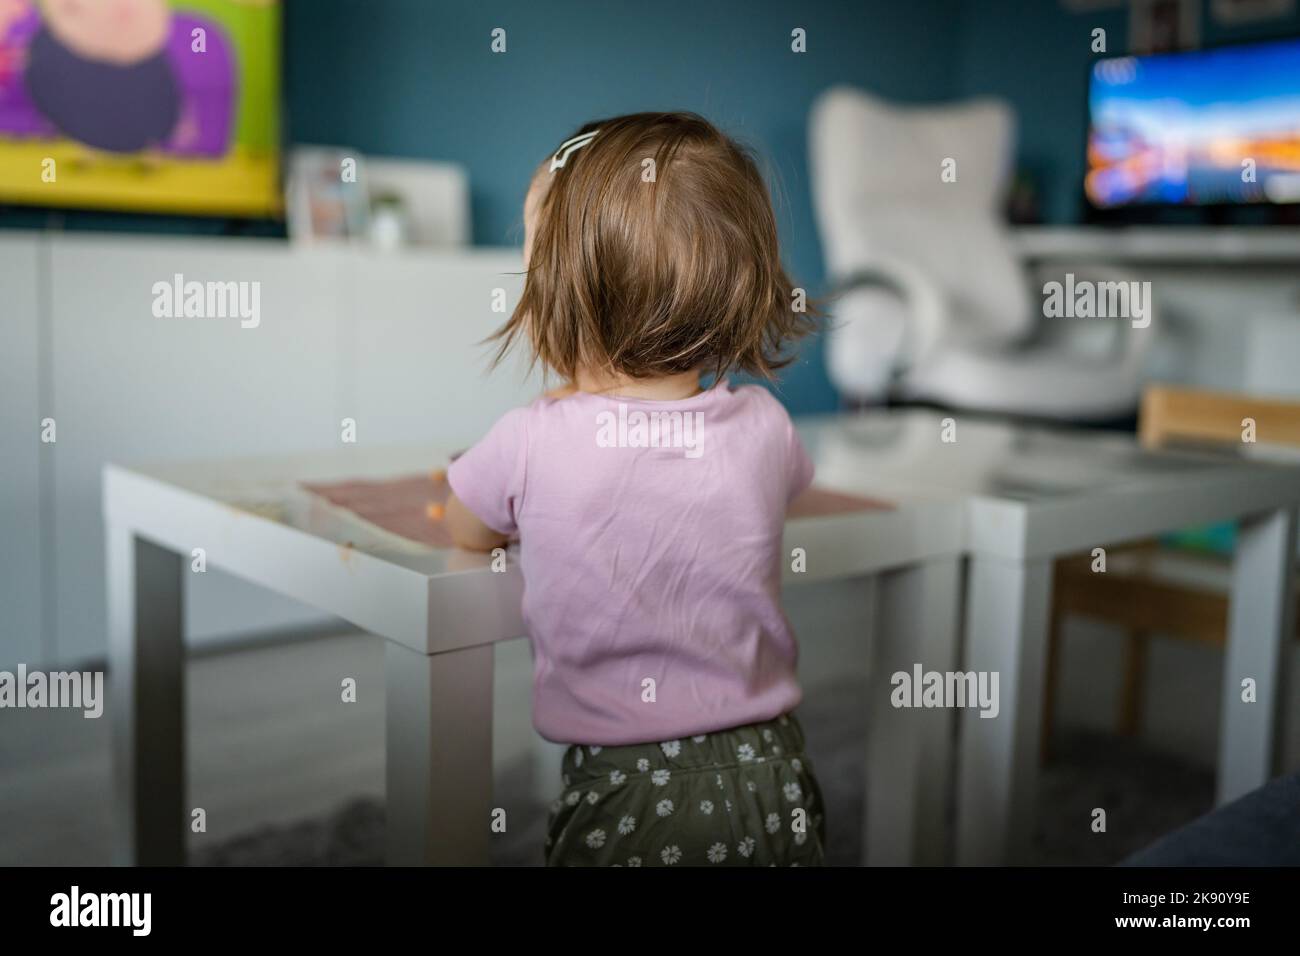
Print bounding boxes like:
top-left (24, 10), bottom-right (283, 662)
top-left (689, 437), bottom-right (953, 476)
top-left (1040, 607), bottom-right (1064, 764)
top-left (1117, 631), bottom-right (1149, 738)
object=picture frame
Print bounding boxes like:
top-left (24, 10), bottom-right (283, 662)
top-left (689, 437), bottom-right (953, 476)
top-left (1212, 0), bottom-right (1296, 24)
top-left (1130, 0), bottom-right (1202, 54)
top-left (285, 146), bottom-right (370, 244)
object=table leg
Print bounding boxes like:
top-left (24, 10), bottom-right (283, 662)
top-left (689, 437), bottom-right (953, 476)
top-left (864, 556), bottom-right (962, 866)
top-left (956, 555), bottom-right (1052, 866)
top-left (1218, 506), bottom-right (1298, 804)
top-left (106, 526), bottom-right (186, 866)
top-left (385, 640), bottom-right (494, 865)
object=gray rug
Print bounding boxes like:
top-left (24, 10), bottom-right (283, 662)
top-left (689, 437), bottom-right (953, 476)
top-left (193, 679), bottom-right (1213, 866)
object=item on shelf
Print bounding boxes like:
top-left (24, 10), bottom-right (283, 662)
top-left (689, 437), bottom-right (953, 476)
top-left (286, 146), bottom-right (370, 244)
top-left (363, 156), bottom-right (471, 247)
top-left (367, 192), bottom-right (410, 251)
top-left (1129, 0), bottom-right (1201, 54)
top-left (1007, 170), bottom-right (1044, 225)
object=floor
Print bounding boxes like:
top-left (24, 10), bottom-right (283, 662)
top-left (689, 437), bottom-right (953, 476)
top-left (0, 630), bottom-right (386, 866)
top-left (2, 578), bottom-right (1296, 866)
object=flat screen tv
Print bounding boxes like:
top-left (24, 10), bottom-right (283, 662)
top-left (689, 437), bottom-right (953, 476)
top-left (1086, 36), bottom-right (1300, 209)
top-left (0, 0), bottom-right (281, 217)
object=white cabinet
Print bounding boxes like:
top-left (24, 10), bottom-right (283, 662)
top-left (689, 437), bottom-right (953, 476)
top-left (0, 236), bottom-right (44, 670)
top-left (49, 236), bottom-right (347, 662)
top-left (2, 233), bottom-right (529, 666)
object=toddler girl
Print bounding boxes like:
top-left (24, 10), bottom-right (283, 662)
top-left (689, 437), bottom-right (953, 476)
top-left (445, 112), bottom-right (823, 866)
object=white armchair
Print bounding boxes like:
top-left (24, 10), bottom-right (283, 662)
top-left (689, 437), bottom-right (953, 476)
top-left (809, 85), bottom-right (1153, 420)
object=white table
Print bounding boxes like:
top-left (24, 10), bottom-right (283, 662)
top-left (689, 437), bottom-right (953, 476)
top-left (103, 440), bottom-right (965, 866)
top-left (808, 410), bottom-right (1300, 865)
top-left (105, 412), bottom-right (1299, 867)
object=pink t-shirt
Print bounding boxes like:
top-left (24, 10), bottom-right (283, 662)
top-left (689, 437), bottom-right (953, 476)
top-left (447, 383), bottom-right (813, 745)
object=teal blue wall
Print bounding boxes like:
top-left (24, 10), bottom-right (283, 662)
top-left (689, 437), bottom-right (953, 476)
top-left (953, 0), bottom-right (1300, 224)
top-left (285, 0), bottom-right (963, 412)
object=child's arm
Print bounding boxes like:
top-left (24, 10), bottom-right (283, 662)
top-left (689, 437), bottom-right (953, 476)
top-left (444, 406), bottom-right (529, 552)
top-left (444, 492), bottom-right (509, 552)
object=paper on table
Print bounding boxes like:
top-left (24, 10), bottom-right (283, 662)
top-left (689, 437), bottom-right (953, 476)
top-left (788, 487), bottom-right (893, 517)
top-left (300, 474), bottom-right (893, 551)
top-left (301, 471), bottom-right (455, 549)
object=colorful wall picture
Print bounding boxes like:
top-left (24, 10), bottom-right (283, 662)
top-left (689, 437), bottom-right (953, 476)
top-left (0, 0), bottom-right (280, 216)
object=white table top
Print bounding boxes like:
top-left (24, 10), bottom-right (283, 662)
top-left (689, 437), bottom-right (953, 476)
top-left (103, 409), bottom-right (1299, 650)
top-left (102, 424), bottom-right (967, 653)
top-left (800, 409), bottom-right (1300, 559)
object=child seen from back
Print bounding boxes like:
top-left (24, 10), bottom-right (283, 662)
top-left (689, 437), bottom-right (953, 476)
top-left (444, 112), bottom-right (823, 867)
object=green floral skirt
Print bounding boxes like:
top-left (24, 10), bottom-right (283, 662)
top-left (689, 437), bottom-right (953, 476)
top-left (545, 713), bottom-right (826, 866)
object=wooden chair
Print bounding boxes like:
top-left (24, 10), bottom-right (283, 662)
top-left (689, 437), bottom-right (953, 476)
top-left (1043, 385), bottom-right (1300, 760)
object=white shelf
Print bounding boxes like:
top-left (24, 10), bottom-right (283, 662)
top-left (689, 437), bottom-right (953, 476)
top-left (1012, 226), bottom-right (1300, 264)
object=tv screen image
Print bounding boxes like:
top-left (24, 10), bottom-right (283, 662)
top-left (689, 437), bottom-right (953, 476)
top-left (0, 0), bottom-right (280, 217)
top-left (1086, 37), bottom-right (1300, 208)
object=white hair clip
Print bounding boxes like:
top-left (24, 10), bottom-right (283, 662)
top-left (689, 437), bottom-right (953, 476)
top-left (549, 130), bottom-right (600, 172)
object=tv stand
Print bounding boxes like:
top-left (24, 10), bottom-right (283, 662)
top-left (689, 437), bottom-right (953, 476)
top-left (1012, 226), bottom-right (1300, 265)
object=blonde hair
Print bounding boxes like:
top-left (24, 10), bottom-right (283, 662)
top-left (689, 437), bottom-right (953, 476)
top-left (493, 112), bottom-right (817, 382)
